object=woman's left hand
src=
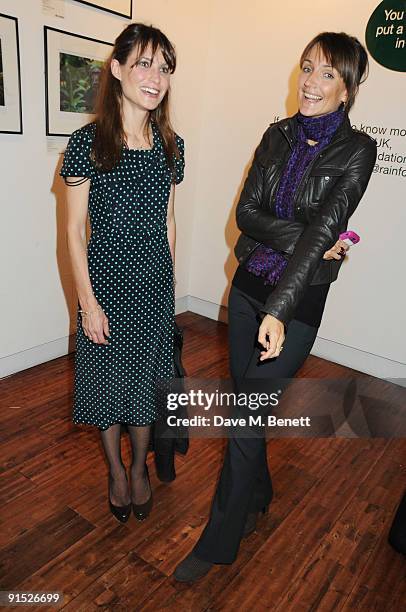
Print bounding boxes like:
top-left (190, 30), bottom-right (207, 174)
top-left (258, 314), bottom-right (285, 360)
top-left (323, 239), bottom-right (349, 260)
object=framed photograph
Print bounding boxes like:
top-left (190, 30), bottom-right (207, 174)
top-left (0, 13), bottom-right (23, 134)
top-left (73, 0), bottom-right (133, 19)
top-left (44, 26), bottom-right (113, 136)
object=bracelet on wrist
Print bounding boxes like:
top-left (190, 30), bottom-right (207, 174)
top-left (78, 305), bottom-right (103, 316)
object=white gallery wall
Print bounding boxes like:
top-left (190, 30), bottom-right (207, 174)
top-left (1, 0), bottom-right (405, 381)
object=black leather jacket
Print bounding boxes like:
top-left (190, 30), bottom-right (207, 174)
top-left (234, 114), bottom-right (377, 325)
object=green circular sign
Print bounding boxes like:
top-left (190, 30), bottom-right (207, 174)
top-left (366, 1), bottom-right (406, 72)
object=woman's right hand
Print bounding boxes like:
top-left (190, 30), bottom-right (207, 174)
top-left (81, 305), bottom-right (110, 344)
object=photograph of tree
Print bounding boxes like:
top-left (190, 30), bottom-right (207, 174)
top-left (0, 39), bottom-right (5, 106)
top-left (45, 26), bottom-right (112, 135)
top-left (59, 52), bottom-right (103, 113)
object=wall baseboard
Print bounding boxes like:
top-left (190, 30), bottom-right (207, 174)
top-left (186, 296), bottom-right (228, 323)
top-left (0, 336), bottom-right (74, 379)
top-left (2, 295), bottom-right (405, 386)
top-left (175, 295), bottom-right (189, 315)
top-left (312, 336), bottom-right (406, 385)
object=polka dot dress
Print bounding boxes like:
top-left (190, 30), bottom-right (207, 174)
top-left (60, 122), bottom-right (185, 430)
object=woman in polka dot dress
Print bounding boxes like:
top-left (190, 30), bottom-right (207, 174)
top-left (61, 24), bottom-right (184, 522)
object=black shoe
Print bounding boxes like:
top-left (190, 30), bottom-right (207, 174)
top-left (155, 452), bottom-right (176, 482)
top-left (109, 499), bottom-right (131, 523)
top-left (108, 474), bottom-right (131, 524)
top-left (174, 551), bottom-right (213, 582)
top-left (243, 505), bottom-right (269, 538)
top-left (132, 466), bottom-right (153, 521)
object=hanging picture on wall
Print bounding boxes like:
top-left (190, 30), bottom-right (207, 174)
top-left (0, 41), bottom-right (4, 107)
top-left (0, 13), bottom-right (23, 134)
top-left (73, 0), bottom-right (133, 19)
top-left (44, 26), bottom-right (113, 136)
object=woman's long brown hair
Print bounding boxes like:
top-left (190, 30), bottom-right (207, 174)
top-left (92, 23), bottom-right (179, 173)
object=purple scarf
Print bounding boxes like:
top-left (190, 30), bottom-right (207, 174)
top-left (245, 109), bottom-right (345, 285)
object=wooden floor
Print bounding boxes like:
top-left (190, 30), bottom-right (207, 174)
top-left (0, 312), bottom-right (405, 611)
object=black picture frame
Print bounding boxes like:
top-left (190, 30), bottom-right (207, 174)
top-left (73, 0), bottom-right (133, 19)
top-left (44, 26), bottom-right (113, 137)
top-left (0, 13), bottom-right (23, 134)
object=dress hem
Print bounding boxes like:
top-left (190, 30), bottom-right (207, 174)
top-left (73, 419), bottom-right (157, 431)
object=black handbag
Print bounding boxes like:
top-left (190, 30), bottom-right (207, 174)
top-left (153, 322), bottom-right (189, 481)
top-left (173, 321), bottom-right (186, 377)
top-left (388, 491), bottom-right (406, 555)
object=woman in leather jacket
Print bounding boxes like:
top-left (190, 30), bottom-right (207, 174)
top-left (175, 32), bottom-right (377, 581)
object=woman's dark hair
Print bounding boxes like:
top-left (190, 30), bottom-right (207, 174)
top-left (300, 32), bottom-right (369, 113)
top-left (92, 23), bottom-right (178, 172)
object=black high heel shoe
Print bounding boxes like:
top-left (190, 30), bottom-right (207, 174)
top-left (132, 465), bottom-right (153, 521)
top-left (243, 505), bottom-right (269, 538)
top-left (108, 474), bottom-right (131, 524)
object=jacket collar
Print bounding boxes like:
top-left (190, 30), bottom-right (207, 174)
top-left (278, 112), bottom-right (353, 149)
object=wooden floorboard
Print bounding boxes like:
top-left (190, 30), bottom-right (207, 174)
top-left (0, 312), bottom-right (405, 611)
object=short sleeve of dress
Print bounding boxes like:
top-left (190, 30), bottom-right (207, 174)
top-left (60, 125), bottom-right (95, 179)
top-left (173, 134), bottom-right (185, 185)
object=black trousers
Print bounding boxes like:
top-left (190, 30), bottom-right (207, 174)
top-left (193, 287), bottom-right (319, 563)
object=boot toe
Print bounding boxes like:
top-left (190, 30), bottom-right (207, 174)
top-left (174, 552), bottom-right (213, 582)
